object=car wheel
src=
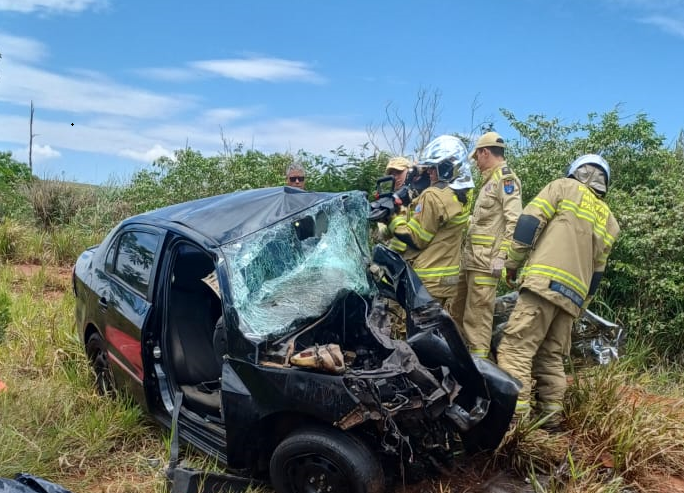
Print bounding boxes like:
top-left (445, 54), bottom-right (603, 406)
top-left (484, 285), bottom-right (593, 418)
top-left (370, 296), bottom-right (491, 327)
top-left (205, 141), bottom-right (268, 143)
top-left (269, 426), bottom-right (385, 493)
top-left (85, 332), bottom-right (115, 396)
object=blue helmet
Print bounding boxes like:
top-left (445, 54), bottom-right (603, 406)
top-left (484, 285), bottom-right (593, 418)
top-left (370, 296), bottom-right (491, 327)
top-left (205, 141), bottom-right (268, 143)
top-left (418, 135), bottom-right (474, 188)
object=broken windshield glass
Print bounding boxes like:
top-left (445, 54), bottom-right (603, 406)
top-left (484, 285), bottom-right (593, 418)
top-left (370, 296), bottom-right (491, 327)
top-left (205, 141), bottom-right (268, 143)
top-left (222, 192), bottom-right (372, 341)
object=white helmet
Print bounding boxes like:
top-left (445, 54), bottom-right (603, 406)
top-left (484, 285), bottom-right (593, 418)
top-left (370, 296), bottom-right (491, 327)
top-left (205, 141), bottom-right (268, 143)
top-left (567, 154), bottom-right (611, 195)
top-left (418, 135), bottom-right (473, 189)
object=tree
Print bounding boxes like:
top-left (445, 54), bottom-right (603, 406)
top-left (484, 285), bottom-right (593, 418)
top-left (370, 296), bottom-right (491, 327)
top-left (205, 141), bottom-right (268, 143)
top-left (366, 87), bottom-right (443, 158)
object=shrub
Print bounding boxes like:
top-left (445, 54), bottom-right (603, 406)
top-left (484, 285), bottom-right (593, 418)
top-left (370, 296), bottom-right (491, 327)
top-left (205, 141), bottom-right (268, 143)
top-left (0, 219), bottom-right (24, 262)
top-left (0, 152), bottom-right (32, 221)
top-left (22, 178), bottom-right (95, 230)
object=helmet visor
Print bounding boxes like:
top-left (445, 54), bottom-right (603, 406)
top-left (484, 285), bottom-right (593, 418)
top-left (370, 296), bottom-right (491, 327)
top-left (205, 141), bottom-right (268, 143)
top-left (574, 164), bottom-right (607, 196)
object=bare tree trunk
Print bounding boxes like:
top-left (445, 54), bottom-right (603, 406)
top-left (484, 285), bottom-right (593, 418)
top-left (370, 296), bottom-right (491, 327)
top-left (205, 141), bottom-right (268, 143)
top-left (29, 100), bottom-right (34, 173)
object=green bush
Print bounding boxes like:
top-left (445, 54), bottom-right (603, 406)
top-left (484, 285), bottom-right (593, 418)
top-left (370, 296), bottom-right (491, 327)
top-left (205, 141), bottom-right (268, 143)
top-left (123, 145), bottom-right (384, 214)
top-left (0, 219), bottom-right (24, 261)
top-left (0, 152), bottom-right (32, 221)
top-left (22, 178), bottom-right (96, 229)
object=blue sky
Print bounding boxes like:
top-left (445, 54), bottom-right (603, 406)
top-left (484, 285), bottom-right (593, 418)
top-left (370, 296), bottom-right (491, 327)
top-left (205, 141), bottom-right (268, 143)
top-left (1, 0), bottom-right (683, 184)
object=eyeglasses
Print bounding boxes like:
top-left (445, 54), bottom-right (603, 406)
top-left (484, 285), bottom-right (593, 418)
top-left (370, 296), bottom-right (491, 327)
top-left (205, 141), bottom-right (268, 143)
top-left (289, 176), bottom-right (306, 183)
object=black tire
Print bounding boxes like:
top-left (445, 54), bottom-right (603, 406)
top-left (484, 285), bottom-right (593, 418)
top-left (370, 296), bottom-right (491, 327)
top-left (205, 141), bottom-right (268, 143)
top-left (269, 426), bottom-right (385, 493)
top-left (85, 332), bottom-right (115, 396)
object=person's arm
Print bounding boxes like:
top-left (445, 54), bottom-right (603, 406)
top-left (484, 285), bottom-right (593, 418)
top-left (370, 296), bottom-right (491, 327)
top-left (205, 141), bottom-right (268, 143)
top-left (506, 181), bottom-right (559, 271)
top-left (583, 213), bottom-right (620, 309)
top-left (497, 175), bottom-right (523, 260)
top-left (388, 191), bottom-right (445, 251)
top-left (492, 175), bottom-right (522, 278)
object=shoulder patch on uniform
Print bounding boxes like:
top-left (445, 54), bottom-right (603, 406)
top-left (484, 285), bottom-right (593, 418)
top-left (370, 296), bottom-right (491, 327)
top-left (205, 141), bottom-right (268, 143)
top-left (503, 179), bottom-right (515, 195)
top-left (414, 203), bottom-right (422, 214)
top-left (501, 166), bottom-right (512, 176)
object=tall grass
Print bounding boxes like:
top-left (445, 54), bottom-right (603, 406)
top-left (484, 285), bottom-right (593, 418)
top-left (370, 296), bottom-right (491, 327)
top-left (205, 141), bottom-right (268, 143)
top-left (0, 220), bottom-right (104, 266)
top-left (0, 264), bottom-right (269, 493)
top-left (491, 355), bottom-right (684, 492)
top-left (0, 264), bottom-right (168, 492)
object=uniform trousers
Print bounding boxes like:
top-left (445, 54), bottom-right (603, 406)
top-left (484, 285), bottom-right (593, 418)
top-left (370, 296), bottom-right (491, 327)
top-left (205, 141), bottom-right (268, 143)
top-left (451, 269), bottom-right (498, 358)
top-left (496, 289), bottom-right (573, 414)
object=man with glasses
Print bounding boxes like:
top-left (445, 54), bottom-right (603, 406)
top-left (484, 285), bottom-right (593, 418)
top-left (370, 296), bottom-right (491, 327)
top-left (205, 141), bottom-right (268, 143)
top-left (286, 161), bottom-right (307, 190)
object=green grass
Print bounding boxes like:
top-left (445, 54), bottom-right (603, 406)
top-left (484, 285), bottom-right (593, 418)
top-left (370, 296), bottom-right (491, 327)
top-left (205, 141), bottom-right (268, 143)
top-left (1, 258), bottom-right (683, 493)
top-left (0, 262), bottom-right (270, 493)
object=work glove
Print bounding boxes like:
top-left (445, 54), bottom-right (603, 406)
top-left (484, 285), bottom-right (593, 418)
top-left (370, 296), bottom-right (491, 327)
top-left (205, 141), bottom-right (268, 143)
top-left (505, 268), bottom-right (518, 289)
top-left (491, 257), bottom-right (505, 279)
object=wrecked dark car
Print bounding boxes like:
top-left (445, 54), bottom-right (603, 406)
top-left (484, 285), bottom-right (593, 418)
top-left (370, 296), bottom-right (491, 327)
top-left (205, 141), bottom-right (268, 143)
top-left (73, 187), bottom-right (519, 493)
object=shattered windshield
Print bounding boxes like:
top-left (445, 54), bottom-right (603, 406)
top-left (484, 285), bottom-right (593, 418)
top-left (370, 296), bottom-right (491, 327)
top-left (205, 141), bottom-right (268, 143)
top-left (221, 192), bottom-right (372, 341)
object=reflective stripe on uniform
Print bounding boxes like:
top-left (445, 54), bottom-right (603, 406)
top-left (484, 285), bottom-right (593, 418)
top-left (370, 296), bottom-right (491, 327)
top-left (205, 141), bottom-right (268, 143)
top-left (388, 215), bottom-right (407, 235)
top-left (388, 238), bottom-right (407, 252)
top-left (407, 218), bottom-right (435, 242)
top-left (539, 401), bottom-right (563, 413)
top-left (515, 399), bottom-right (530, 413)
top-left (474, 275), bottom-right (498, 286)
top-left (530, 197), bottom-right (556, 219)
top-left (471, 234), bottom-right (495, 245)
top-left (507, 247), bottom-right (526, 262)
top-left (558, 199), bottom-right (616, 247)
top-left (521, 264), bottom-right (589, 298)
top-left (470, 348), bottom-right (489, 359)
top-left (414, 265), bottom-right (460, 278)
top-left (450, 211), bottom-right (470, 226)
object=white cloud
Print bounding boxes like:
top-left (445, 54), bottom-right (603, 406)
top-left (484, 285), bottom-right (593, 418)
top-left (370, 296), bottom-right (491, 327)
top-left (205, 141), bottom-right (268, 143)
top-left (133, 67), bottom-right (197, 82)
top-left (237, 118), bottom-right (368, 155)
top-left (640, 15), bottom-right (684, 38)
top-left (119, 144), bottom-right (174, 163)
top-left (12, 143), bottom-right (61, 162)
top-left (0, 60), bottom-right (193, 118)
top-left (201, 107), bottom-right (253, 124)
top-left (604, 0), bottom-right (684, 38)
top-left (0, 112), bottom-right (369, 167)
top-left (33, 143), bottom-right (61, 159)
top-left (0, 32), bottom-right (47, 62)
top-left (191, 57), bottom-right (325, 83)
top-left (0, 36), bottom-right (362, 179)
top-left (0, 0), bottom-right (106, 13)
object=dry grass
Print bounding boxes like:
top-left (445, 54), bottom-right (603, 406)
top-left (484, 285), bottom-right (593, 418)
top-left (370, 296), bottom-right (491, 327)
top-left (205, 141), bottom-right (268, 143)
top-left (1, 259), bottom-right (683, 493)
top-left (484, 362), bottom-right (684, 493)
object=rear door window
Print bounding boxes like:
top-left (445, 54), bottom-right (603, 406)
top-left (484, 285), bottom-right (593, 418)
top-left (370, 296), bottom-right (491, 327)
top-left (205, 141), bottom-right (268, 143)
top-left (110, 231), bottom-right (160, 296)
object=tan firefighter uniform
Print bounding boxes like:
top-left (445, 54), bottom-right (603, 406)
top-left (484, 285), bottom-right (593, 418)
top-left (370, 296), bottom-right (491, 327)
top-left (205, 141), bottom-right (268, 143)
top-left (497, 177), bottom-right (620, 415)
top-left (452, 162), bottom-right (522, 358)
top-left (387, 182), bottom-right (471, 304)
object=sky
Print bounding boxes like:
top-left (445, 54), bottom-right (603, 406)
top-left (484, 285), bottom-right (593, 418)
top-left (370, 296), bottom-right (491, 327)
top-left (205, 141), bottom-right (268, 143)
top-left (1, 0), bottom-right (683, 185)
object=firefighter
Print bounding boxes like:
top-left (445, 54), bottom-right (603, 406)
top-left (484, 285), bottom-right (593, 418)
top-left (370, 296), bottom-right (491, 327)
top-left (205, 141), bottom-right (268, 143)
top-left (385, 156), bottom-right (412, 189)
top-left (375, 157), bottom-right (413, 246)
top-left (386, 135), bottom-right (474, 310)
top-left (452, 131), bottom-right (522, 359)
top-left (497, 154), bottom-right (620, 428)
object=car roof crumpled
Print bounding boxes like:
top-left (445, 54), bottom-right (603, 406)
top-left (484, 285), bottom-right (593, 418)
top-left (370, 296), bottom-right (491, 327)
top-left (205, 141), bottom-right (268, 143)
top-left (141, 187), bottom-right (347, 245)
